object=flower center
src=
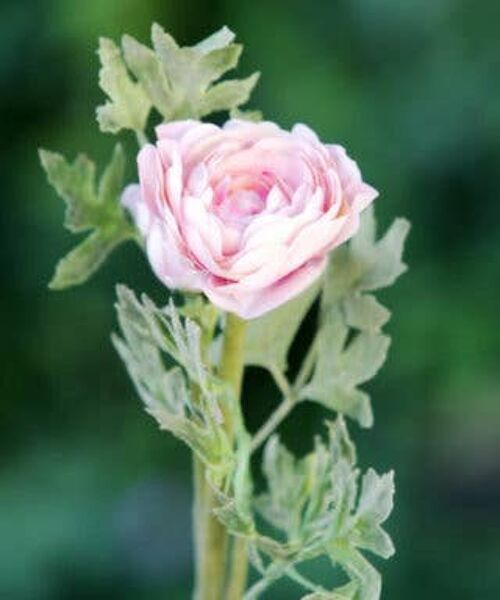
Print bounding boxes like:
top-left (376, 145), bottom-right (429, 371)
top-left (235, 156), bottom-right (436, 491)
top-left (214, 174), bottom-right (270, 225)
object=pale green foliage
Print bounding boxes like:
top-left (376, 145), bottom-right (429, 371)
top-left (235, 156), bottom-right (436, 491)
top-left (302, 588), bottom-right (358, 600)
top-left (254, 418), bottom-right (394, 600)
top-left (214, 432), bottom-right (255, 537)
top-left (238, 208), bottom-right (407, 597)
top-left (301, 303), bottom-right (389, 428)
top-left (245, 281), bottom-right (320, 372)
top-left (301, 209), bottom-right (410, 427)
top-left (325, 206), bottom-right (410, 303)
top-left (97, 24), bottom-right (259, 136)
top-left (230, 107), bottom-right (263, 122)
top-left (343, 294), bottom-right (390, 332)
top-left (113, 287), bottom-right (257, 533)
top-left (39, 144), bottom-right (136, 289)
top-left (112, 286), bottom-right (233, 482)
top-left (244, 208), bottom-right (409, 429)
top-left (302, 591), bottom-right (357, 600)
top-left (96, 38), bottom-right (152, 135)
top-left (351, 207), bottom-right (410, 292)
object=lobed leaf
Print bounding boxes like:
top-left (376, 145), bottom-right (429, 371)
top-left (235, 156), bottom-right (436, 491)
top-left (39, 151), bottom-right (96, 233)
top-left (350, 206), bottom-right (410, 292)
top-left (300, 208), bottom-right (409, 427)
top-left (96, 37), bottom-right (152, 134)
top-left (301, 307), bottom-right (377, 428)
top-left (256, 419), bottom-right (394, 599)
top-left (245, 281), bottom-right (320, 372)
top-left (99, 25), bottom-right (259, 128)
top-left (39, 144), bottom-right (136, 289)
top-left (49, 228), bottom-right (131, 290)
top-left (198, 73), bottom-right (260, 117)
top-left (113, 286), bottom-right (233, 479)
top-left (121, 34), bottom-right (174, 119)
top-left (343, 294), bottom-right (390, 332)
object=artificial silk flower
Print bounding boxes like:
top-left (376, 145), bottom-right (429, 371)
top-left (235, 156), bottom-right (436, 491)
top-left (123, 119), bottom-right (378, 318)
top-left (42, 25), bottom-right (408, 599)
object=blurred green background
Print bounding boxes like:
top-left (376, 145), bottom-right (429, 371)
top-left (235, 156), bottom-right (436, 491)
top-left (1, 0), bottom-right (499, 598)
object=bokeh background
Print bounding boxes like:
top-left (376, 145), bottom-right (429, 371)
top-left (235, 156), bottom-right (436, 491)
top-left (1, 0), bottom-right (499, 598)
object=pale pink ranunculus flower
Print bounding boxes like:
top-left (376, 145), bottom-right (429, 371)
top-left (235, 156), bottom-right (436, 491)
top-left (123, 119), bottom-right (378, 319)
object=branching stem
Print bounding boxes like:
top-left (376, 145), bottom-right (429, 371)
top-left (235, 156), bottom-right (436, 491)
top-left (250, 335), bottom-right (318, 454)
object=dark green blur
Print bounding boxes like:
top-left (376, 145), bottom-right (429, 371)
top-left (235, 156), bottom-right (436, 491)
top-left (1, 0), bottom-right (499, 598)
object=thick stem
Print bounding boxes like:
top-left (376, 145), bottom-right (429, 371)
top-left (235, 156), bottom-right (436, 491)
top-left (225, 535), bottom-right (249, 600)
top-left (219, 314), bottom-right (249, 600)
top-left (219, 313), bottom-right (247, 421)
top-left (193, 313), bottom-right (248, 600)
top-left (193, 455), bottom-right (229, 600)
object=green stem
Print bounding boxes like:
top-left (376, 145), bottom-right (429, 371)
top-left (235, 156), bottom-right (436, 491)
top-left (294, 333), bottom-right (318, 391)
top-left (193, 456), bottom-right (230, 600)
top-left (225, 535), bottom-right (250, 600)
top-left (219, 313), bottom-right (247, 431)
top-left (219, 314), bottom-right (249, 600)
top-left (135, 129), bottom-right (148, 147)
top-left (250, 393), bottom-right (295, 454)
top-left (250, 336), bottom-right (318, 454)
top-left (193, 312), bottom-right (248, 600)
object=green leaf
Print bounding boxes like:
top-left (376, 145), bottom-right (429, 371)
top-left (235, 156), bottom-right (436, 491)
top-left (198, 73), bottom-right (260, 117)
top-left (121, 34), bottom-right (175, 119)
top-left (256, 419), bottom-right (394, 599)
top-left (300, 207), bottom-right (408, 427)
top-left (332, 465), bottom-right (395, 561)
top-left (301, 307), bottom-right (382, 428)
top-left (96, 37), bottom-right (152, 134)
top-left (256, 435), bottom-right (312, 539)
top-left (343, 294), bottom-right (390, 332)
top-left (315, 387), bottom-right (373, 429)
top-left (39, 152), bottom-right (96, 232)
top-left (350, 520), bottom-right (394, 560)
top-left (357, 469), bottom-right (395, 525)
top-left (230, 107), bottom-right (263, 122)
top-left (328, 548), bottom-right (382, 600)
top-left (39, 144), bottom-right (135, 289)
top-left (351, 206), bottom-right (410, 292)
top-left (245, 281), bottom-right (320, 372)
top-left (214, 431), bottom-right (255, 537)
top-left (339, 332), bottom-right (390, 388)
top-left (351, 469), bottom-right (395, 559)
top-left (213, 498), bottom-right (255, 537)
top-left (195, 25), bottom-right (235, 53)
top-left (256, 419), bottom-right (355, 552)
top-left (324, 207), bottom-right (410, 304)
top-left (113, 286), bottom-right (233, 479)
top-left (113, 25), bottom-right (259, 122)
top-left (49, 228), bottom-right (131, 290)
top-left (302, 585), bottom-right (357, 600)
top-left (152, 23), bottom-right (259, 119)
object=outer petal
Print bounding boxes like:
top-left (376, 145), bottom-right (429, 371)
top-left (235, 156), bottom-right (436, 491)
top-left (146, 220), bottom-right (203, 291)
top-left (327, 144), bottom-right (379, 210)
top-left (205, 256), bottom-right (327, 319)
top-left (121, 184), bottom-right (151, 236)
top-left (155, 120), bottom-right (200, 140)
top-left (137, 144), bottom-right (163, 219)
